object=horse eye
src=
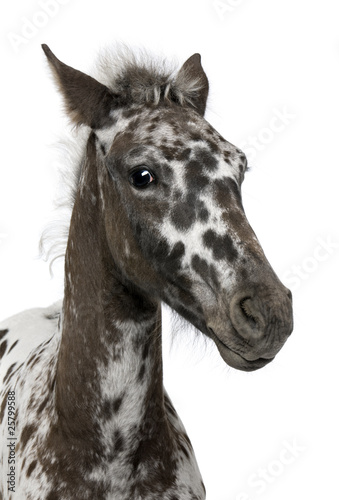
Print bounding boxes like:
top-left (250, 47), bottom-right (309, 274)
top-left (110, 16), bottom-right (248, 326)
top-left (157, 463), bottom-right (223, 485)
top-left (129, 167), bottom-right (155, 189)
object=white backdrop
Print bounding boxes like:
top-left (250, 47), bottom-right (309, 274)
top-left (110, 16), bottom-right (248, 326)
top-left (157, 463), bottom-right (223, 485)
top-left (1, 1), bottom-right (338, 499)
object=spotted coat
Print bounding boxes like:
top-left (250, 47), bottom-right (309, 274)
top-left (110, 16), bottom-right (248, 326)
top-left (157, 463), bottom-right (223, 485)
top-left (0, 45), bottom-right (293, 500)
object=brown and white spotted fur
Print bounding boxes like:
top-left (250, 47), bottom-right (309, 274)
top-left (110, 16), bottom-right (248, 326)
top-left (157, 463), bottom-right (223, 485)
top-left (0, 45), bottom-right (293, 500)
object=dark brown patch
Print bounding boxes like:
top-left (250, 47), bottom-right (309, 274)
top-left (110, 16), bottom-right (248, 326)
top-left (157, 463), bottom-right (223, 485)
top-left (21, 424), bottom-right (37, 450)
top-left (198, 203), bottom-right (209, 222)
top-left (194, 147), bottom-right (218, 171)
top-left (0, 340), bottom-right (8, 359)
top-left (30, 355), bottom-right (41, 368)
top-left (102, 399), bottom-right (114, 420)
top-left (223, 150), bottom-right (232, 163)
top-left (147, 123), bottom-right (157, 133)
top-left (214, 177), bottom-right (243, 211)
top-left (38, 396), bottom-right (49, 414)
top-left (142, 341), bottom-right (150, 361)
top-left (138, 363), bottom-right (146, 382)
top-left (176, 147), bottom-right (192, 162)
top-left (0, 329), bottom-right (8, 341)
top-left (130, 428), bottom-right (178, 497)
top-left (46, 492), bottom-right (60, 500)
top-left (185, 162), bottom-right (210, 191)
top-left (122, 107), bottom-right (138, 119)
top-left (26, 460), bottom-right (37, 477)
top-left (114, 429), bottom-right (125, 453)
top-left (192, 254), bottom-right (220, 290)
top-left (8, 340), bottom-right (19, 354)
top-left (142, 234), bottom-right (170, 262)
top-left (27, 353), bottom-right (38, 367)
top-left (0, 392), bottom-right (8, 424)
top-left (159, 144), bottom-right (179, 161)
top-left (112, 395), bottom-right (124, 413)
top-left (170, 199), bottom-right (197, 231)
top-left (203, 229), bottom-right (238, 262)
top-left (3, 363), bottom-right (17, 384)
top-left (165, 242), bottom-right (185, 275)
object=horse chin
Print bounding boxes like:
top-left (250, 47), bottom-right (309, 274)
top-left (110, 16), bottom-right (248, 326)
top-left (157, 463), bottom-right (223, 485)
top-left (208, 328), bottom-right (274, 372)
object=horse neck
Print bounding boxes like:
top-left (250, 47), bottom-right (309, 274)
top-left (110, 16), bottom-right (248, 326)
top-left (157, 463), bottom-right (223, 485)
top-left (56, 132), bottom-right (164, 441)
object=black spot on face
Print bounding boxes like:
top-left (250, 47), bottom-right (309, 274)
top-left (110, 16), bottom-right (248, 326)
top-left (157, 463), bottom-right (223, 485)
top-left (186, 159), bottom-right (203, 179)
top-left (185, 162), bottom-right (210, 191)
top-left (165, 241), bottom-right (186, 276)
top-left (171, 201), bottom-right (196, 231)
top-left (203, 229), bottom-right (238, 262)
top-left (196, 200), bottom-right (209, 223)
top-left (159, 144), bottom-right (179, 161)
top-left (146, 236), bottom-right (170, 261)
top-left (191, 254), bottom-right (220, 290)
top-left (195, 147), bottom-right (218, 171)
top-left (176, 147), bottom-right (192, 162)
top-left (169, 241), bottom-right (185, 260)
top-left (223, 150), bottom-right (232, 163)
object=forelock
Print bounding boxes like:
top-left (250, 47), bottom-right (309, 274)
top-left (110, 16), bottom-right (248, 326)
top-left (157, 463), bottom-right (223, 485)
top-left (94, 44), bottom-right (205, 108)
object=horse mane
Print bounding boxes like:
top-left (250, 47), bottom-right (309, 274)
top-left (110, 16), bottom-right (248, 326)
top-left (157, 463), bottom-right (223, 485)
top-left (40, 45), bottom-right (206, 271)
top-left (39, 127), bottom-right (87, 273)
top-left (95, 44), bottom-right (205, 107)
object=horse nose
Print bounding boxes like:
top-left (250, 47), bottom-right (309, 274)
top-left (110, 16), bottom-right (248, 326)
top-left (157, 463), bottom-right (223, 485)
top-left (230, 288), bottom-right (293, 344)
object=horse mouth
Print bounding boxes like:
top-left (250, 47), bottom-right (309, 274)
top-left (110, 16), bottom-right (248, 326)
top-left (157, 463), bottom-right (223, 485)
top-left (208, 328), bottom-right (275, 372)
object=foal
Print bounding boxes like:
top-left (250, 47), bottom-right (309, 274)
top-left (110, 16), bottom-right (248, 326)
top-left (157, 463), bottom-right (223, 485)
top-left (0, 45), bottom-right (293, 499)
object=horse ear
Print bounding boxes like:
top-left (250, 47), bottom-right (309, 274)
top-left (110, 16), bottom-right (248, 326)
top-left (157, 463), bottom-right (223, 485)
top-left (176, 53), bottom-right (209, 116)
top-left (42, 44), bottom-right (118, 128)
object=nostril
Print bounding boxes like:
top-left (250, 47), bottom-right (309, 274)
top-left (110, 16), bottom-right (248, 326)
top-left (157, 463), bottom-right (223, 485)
top-left (239, 297), bottom-right (258, 329)
top-left (231, 293), bottom-right (266, 342)
top-left (286, 289), bottom-right (292, 301)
